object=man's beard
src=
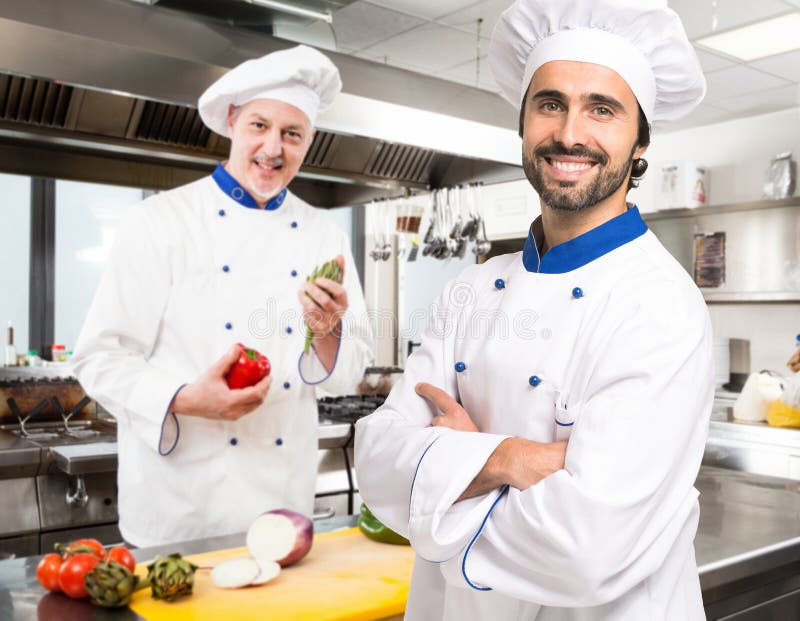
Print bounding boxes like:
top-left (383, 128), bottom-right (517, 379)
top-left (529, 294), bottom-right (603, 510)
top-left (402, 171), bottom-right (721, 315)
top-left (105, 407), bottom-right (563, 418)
top-left (522, 142), bottom-right (635, 212)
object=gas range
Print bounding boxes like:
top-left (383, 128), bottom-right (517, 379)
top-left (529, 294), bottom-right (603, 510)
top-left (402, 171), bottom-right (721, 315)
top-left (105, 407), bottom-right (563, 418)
top-left (317, 395), bottom-right (386, 424)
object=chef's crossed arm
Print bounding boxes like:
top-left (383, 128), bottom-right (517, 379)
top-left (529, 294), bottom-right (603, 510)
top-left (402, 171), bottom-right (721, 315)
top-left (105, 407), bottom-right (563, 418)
top-left (416, 382), bottom-right (567, 500)
top-left (356, 274), bottom-right (713, 608)
top-left (435, 283), bottom-right (713, 607)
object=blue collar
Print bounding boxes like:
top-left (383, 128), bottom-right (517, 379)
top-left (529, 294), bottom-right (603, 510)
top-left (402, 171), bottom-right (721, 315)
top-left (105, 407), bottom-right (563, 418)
top-left (211, 163), bottom-right (287, 211)
top-left (522, 206), bottom-right (648, 274)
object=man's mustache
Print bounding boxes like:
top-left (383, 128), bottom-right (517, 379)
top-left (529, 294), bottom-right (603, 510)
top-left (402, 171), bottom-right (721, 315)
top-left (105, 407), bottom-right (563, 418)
top-left (253, 154), bottom-right (285, 167)
top-left (533, 143), bottom-right (608, 166)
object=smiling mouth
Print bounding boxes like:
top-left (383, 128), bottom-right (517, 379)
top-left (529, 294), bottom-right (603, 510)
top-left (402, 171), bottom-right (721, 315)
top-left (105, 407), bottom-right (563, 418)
top-left (253, 160), bottom-right (283, 172)
top-left (544, 157), bottom-right (597, 173)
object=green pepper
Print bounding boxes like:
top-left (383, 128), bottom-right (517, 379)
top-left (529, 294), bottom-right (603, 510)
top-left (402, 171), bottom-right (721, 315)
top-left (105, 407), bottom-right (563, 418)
top-left (357, 503), bottom-right (410, 545)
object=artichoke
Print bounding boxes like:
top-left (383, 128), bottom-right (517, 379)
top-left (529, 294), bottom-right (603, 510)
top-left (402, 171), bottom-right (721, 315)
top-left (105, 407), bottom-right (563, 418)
top-left (146, 553), bottom-right (198, 601)
top-left (85, 560), bottom-right (144, 608)
top-left (304, 258), bottom-right (344, 354)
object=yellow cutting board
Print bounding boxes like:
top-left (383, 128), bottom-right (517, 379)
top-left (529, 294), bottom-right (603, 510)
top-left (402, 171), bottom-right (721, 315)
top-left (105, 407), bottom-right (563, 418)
top-left (129, 527), bottom-right (415, 621)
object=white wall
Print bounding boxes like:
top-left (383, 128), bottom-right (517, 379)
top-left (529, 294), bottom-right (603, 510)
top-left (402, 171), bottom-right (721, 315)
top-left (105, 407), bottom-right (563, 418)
top-left (481, 178), bottom-right (539, 241)
top-left (630, 107), bottom-right (800, 375)
top-left (629, 107), bottom-right (800, 211)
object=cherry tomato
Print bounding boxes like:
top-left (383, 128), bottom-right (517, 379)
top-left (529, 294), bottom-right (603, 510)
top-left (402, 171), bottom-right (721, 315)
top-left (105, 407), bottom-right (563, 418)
top-left (35, 553), bottom-right (62, 592)
top-left (106, 546), bottom-right (136, 572)
top-left (60, 538), bottom-right (105, 561)
top-left (58, 553), bottom-right (100, 599)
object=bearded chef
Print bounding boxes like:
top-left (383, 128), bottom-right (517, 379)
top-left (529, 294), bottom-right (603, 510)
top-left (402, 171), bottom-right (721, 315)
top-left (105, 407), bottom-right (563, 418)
top-left (355, 1), bottom-right (713, 619)
top-left (71, 45), bottom-right (373, 547)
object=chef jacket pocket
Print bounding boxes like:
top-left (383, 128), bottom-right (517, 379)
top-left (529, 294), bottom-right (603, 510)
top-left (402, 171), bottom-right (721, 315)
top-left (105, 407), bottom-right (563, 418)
top-left (554, 401), bottom-right (577, 442)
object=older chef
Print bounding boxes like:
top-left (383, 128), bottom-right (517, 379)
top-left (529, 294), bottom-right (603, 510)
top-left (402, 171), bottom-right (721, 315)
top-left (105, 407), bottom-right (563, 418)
top-left (355, 1), bottom-right (713, 619)
top-left (72, 45), bottom-right (373, 547)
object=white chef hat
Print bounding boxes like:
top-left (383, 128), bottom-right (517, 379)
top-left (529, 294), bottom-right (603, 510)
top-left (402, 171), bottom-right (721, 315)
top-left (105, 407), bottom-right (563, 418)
top-left (198, 44), bottom-right (341, 136)
top-left (488, 0), bottom-right (706, 130)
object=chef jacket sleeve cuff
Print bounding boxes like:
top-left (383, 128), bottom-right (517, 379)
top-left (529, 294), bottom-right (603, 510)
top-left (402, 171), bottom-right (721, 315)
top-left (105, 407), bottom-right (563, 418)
top-left (297, 318), bottom-right (372, 393)
top-left (408, 430), bottom-right (509, 562)
top-left (158, 384), bottom-right (185, 456)
top-left (297, 336), bottom-right (340, 386)
top-left (127, 371), bottom-right (187, 456)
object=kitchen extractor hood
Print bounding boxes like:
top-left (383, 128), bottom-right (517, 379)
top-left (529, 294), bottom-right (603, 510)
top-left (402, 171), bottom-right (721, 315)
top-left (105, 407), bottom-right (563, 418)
top-left (0, 0), bottom-right (523, 206)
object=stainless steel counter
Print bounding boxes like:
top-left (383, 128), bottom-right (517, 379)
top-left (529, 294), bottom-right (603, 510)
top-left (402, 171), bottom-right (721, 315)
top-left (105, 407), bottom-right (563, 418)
top-left (696, 467), bottom-right (800, 618)
top-left (705, 402), bottom-right (800, 481)
top-left (2, 466), bottom-right (800, 619)
top-left (0, 433), bottom-right (39, 479)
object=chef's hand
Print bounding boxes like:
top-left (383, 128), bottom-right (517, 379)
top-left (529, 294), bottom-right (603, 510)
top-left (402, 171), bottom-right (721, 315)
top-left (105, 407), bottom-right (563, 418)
top-left (456, 438), bottom-right (568, 502)
top-left (415, 382), bottom-right (479, 432)
top-left (298, 255), bottom-right (348, 372)
top-left (298, 255), bottom-right (349, 339)
top-left (489, 437), bottom-right (568, 490)
top-left (170, 345), bottom-right (272, 420)
top-left (789, 348), bottom-right (800, 373)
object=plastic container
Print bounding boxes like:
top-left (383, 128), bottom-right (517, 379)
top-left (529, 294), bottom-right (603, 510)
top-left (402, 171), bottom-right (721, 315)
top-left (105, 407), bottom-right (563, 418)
top-left (657, 161), bottom-right (709, 210)
top-left (733, 372), bottom-right (783, 422)
top-left (51, 344), bottom-right (66, 362)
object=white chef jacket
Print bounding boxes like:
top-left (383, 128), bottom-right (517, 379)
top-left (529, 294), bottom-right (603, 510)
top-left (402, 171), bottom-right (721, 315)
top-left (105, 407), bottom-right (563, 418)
top-left (72, 165), bottom-right (373, 547)
top-left (355, 206), bottom-right (713, 620)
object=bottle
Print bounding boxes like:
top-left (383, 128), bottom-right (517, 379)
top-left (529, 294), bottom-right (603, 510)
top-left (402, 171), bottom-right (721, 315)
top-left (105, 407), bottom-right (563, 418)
top-left (27, 349), bottom-right (42, 367)
top-left (4, 321), bottom-right (17, 366)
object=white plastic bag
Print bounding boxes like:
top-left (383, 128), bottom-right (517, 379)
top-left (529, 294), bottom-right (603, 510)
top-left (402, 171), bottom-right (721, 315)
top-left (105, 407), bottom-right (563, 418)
top-left (733, 372), bottom-right (783, 422)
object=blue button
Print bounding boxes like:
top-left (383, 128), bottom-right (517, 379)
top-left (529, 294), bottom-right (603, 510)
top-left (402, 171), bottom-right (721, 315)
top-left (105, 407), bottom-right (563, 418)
top-left (455, 361), bottom-right (466, 373)
top-left (276, 438), bottom-right (284, 446)
top-left (291, 269), bottom-right (298, 277)
top-left (572, 287), bottom-right (584, 299)
top-left (283, 381), bottom-right (291, 389)
top-left (225, 322), bottom-right (232, 330)
top-left (218, 209), bottom-right (226, 217)
top-left (494, 278), bottom-right (505, 290)
top-left (222, 265), bottom-right (230, 273)
top-left (230, 437), bottom-right (238, 446)
top-left (285, 326), bottom-right (293, 334)
top-left (529, 375), bottom-right (541, 387)
top-left (291, 221), bottom-right (298, 229)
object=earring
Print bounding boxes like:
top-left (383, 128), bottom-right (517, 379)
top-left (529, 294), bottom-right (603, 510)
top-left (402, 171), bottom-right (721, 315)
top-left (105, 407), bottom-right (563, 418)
top-left (632, 158), bottom-right (649, 176)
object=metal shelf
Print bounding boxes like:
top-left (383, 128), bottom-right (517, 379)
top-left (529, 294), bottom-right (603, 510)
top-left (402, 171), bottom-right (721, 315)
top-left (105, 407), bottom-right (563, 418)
top-left (643, 196), bottom-right (800, 221)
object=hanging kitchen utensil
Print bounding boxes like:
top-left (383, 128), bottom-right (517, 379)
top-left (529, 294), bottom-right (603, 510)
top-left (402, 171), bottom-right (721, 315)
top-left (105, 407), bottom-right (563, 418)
top-left (381, 205), bottom-right (393, 261)
top-left (368, 200), bottom-right (385, 262)
top-left (465, 184), bottom-right (482, 241)
top-left (473, 217), bottom-right (492, 256)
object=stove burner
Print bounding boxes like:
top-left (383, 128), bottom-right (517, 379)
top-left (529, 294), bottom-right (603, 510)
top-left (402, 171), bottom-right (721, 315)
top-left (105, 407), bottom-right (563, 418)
top-left (318, 395), bottom-right (386, 423)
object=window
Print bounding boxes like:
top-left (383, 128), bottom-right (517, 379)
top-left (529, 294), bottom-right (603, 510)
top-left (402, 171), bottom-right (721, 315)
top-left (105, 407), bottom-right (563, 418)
top-left (55, 181), bottom-right (145, 351)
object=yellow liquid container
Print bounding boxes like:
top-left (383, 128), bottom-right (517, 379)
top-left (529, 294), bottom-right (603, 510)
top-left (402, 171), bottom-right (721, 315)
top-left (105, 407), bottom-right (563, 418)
top-left (766, 400), bottom-right (800, 428)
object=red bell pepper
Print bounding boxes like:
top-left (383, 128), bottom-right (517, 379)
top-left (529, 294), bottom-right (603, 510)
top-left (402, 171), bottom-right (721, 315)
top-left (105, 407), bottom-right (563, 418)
top-left (226, 343), bottom-right (271, 389)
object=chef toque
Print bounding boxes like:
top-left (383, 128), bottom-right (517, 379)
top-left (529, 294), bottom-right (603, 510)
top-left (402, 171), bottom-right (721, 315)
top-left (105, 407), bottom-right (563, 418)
top-left (198, 44), bottom-right (341, 136)
top-left (488, 0), bottom-right (706, 130)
